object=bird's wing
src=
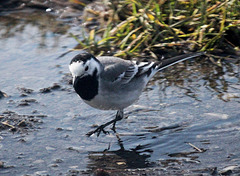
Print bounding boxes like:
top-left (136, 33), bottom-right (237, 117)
top-left (98, 52), bottom-right (204, 84)
top-left (134, 61), bottom-right (158, 77)
top-left (97, 56), bottom-right (139, 84)
top-left (113, 64), bottom-right (139, 84)
top-left (98, 56), bottom-right (158, 84)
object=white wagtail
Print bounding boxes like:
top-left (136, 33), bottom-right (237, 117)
top-left (69, 51), bottom-right (204, 136)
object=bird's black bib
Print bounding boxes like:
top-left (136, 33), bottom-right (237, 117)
top-left (73, 69), bottom-right (98, 101)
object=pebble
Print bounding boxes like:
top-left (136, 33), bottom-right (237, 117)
top-left (50, 164), bottom-right (58, 167)
top-left (45, 146), bottom-right (56, 151)
top-left (220, 165), bottom-right (238, 174)
top-left (39, 83), bottom-right (61, 93)
top-left (33, 160), bottom-right (45, 164)
top-left (17, 87), bottom-right (33, 94)
top-left (34, 171), bottom-right (49, 176)
top-left (0, 161), bottom-right (4, 168)
top-left (0, 90), bottom-right (8, 98)
top-left (55, 159), bottom-right (63, 163)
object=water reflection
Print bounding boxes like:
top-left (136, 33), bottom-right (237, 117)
top-left (86, 128), bottom-right (208, 175)
top-left (154, 58), bottom-right (240, 103)
top-left (0, 10), bottom-right (70, 48)
top-left (87, 134), bottom-right (153, 173)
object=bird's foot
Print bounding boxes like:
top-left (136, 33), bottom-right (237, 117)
top-left (86, 125), bottom-right (109, 137)
top-left (86, 110), bottom-right (124, 137)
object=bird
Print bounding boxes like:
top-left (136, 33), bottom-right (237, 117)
top-left (69, 51), bottom-right (204, 136)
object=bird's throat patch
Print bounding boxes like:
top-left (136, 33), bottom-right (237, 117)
top-left (73, 69), bottom-right (98, 101)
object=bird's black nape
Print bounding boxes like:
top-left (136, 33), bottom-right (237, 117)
top-left (70, 50), bottom-right (95, 65)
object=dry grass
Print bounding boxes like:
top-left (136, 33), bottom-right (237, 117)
top-left (71, 0), bottom-right (240, 59)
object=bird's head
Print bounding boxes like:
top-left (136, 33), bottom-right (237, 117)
top-left (69, 51), bottom-right (102, 83)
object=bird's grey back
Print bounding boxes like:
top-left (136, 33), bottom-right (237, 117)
top-left (97, 56), bottom-right (133, 82)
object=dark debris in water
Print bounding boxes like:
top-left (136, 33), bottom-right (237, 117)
top-left (18, 98), bottom-right (38, 107)
top-left (0, 160), bottom-right (15, 170)
top-left (39, 83), bottom-right (61, 93)
top-left (0, 110), bottom-right (46, 133)
top-left (17, 87), bottom-right (34, 94)
top-left (17, 87), bottom-right (34, 97)
top-left (61, 73), bottom-right (73, 85)
top-left (0, 90), bottom-right (8, 98)
top-left (67, 165), bottom-right (240, 176)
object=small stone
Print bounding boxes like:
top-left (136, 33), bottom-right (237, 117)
top-left (35, 114), bottom-right (47, 118)
top-left (50, 164), bottom-right (58, 167)
top-left (32, 110), bottom-right (38, 113)
top-left (34, 171), bottom-right (48, 175)
top-left (55, 159), bottom-right (63, 163)
top-left (51, 83), bottom-right (61, 90)
top-left (33, 159), bottom-right (44, 164)
top-left (20, 93), bottom-right (27, 97)
top-left (18, 138), bottom-right (26, 142)
top-left (46, 146), bottom-right (56, 151)
top-left (69, 166), bottom-right (78, 169)
top-left (7, 100), bottom-right (15, 104)
top-left (117, 162), bottom-right (126, 165)
top-left (68, 169), bottom-right (80, 174)
top-left (17, 87), bottom-right (33, 94)
top-left (56, 127), bottom-right (63, 131)
top-left (39, 88), bottom-right (51, 93)
top-left (0, 161), bottom-right (4, 168)
top-left (21, 99), bottom-right (37, 103)
top-left (0, 91), bottom-right (8, 98)
top-left (220, 165), bottom-right (238, 175)
top-left (18, 102), bottom-right (30, 106)
top-left (94, 168), bottom-right (110, 176)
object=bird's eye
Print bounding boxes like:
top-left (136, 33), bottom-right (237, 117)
top-left (85, 66), bottom-right (89, 71)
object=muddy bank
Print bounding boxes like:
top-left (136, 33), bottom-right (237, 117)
top-left (0, 110), bottom-right (45, 133)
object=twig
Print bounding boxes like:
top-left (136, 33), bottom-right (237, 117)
top-left (1, 121), bottom-right (15, 129)
top-left (186, 142), bottom-right (204, 152)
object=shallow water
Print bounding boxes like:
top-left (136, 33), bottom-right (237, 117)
top-left (0, 9), bottom-right (240, 175)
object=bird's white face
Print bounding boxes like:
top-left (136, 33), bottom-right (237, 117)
top-left (69, 57), bottom-right (101, 83)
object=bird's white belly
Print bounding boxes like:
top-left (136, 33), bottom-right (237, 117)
top-left (84, 88), bottom-right (141, 110)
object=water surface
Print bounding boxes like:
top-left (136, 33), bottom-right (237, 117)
top-left (0, 9), bottom-right (240, 175)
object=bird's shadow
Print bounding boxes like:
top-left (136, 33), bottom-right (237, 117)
top-left (85, 119), bottom-right (206, 174)
top-left (87, 133), bottom-right (154, 172)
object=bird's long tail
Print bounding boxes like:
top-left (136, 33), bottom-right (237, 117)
top-left (135, 52), bottom-right (205, 79)
top-left (157, 52), bottom-right (205, 71)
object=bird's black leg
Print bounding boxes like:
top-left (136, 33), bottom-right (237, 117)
top-left (86, 110), bottom-right (124, 137)
top-left (111, 110), bottom-right (123, 132)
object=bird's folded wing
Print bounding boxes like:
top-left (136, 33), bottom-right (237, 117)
top-left (98, 56), bottom-right (138, 84)
top-left (113, 64), bottom-right (138, 84)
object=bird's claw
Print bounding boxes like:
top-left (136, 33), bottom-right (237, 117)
top-left (86, 125), bottom-right (109, 137)
top-left (111, 124), bottom-right (116, 133)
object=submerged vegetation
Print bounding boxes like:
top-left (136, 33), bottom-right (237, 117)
top-left (71, 0), bottom-right (240, 58)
